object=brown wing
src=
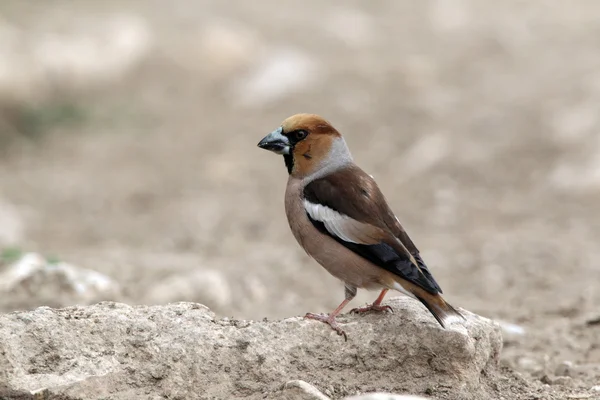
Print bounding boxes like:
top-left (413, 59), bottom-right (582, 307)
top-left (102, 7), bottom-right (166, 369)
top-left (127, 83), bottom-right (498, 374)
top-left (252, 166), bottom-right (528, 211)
top-left (303, 165), bottom-right (443, 294)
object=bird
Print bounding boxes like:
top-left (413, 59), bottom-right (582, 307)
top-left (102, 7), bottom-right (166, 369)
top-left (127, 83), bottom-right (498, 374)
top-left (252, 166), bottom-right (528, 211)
top-left (257, 113), bottom-right (464, 340)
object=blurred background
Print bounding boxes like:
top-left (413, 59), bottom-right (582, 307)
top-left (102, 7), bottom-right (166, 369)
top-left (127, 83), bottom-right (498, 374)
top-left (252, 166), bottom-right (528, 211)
top-left (0, 0), bottom-right (599, 388)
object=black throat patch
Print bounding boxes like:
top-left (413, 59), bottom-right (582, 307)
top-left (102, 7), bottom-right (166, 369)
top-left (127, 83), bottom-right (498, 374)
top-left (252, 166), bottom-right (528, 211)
top-left (283, 154), bottom-right (294, 174)
top-left (281, 129), bottom-right (310, 175)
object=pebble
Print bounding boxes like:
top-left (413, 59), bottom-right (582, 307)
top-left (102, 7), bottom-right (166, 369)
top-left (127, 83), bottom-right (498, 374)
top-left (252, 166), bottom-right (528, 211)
top-left (284, 380), bottom-right (330, 400)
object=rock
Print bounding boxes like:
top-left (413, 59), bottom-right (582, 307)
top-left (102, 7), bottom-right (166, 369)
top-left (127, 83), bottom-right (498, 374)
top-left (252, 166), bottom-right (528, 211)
top-left (566, 394), bottom-right (596, 400)
top-left (553, 361), bottom-right (600, 380)
top-left (516, 356), bottom-right (543, 375)
top-left (0, 197), bottom-right (24, 247)
top-left (548, 139), bottom-right (600, 193)
top-left (284, 380), bottom-right (330, 400)
top-left (161, 21), bottom-right (262, 79)
top-left (496, 320), bottom-right (526, 344)
top-left (232, 47), bottom-right (319, 107)
top-left (555, 361), bottom-right (574, 377)
top-left (0, 252), bottom-right (120, 312)
top-left (0, 386), bottom-right (77, 400)
top-left (541, 374), bottom-right (574, 387)
top-left (345, 394), bottom-right (430, 400)
top-left (0, 297), bottom-right (503, 400)
top-left (551, 376), bottom-right (573, 387)
top-left (145, 268), bottom-right (232, 310)
top-left (0, 13), bottom-right (151, 106)
top-left (197, 23), bottom-right (262, 76)
top-left (586, 315), bottom-right (600, 326)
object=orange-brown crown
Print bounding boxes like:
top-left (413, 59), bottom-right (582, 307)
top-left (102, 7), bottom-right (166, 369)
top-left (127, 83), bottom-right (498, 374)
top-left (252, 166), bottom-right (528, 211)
top-left (281, 114), bottom-right (341, 137)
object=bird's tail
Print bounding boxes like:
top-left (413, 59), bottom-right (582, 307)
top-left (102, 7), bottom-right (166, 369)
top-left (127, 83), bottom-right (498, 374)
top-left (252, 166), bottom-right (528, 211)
top-left (412, 289), bottom-right (465, 328)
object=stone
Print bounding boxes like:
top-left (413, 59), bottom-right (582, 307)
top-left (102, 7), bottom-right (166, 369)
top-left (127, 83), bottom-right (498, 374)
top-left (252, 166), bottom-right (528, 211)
top-left (555, 361), bottom-right (574, 377)
top-left (284, 380), bottom-right (330, 400)
top-left (496, 320), bottom-right (526, 344)
top-left (232, 47), bottom-right (319, 107)
top-left (516, 357), bottom-right (543, 375)
top-left (0, 297), bottom-right (502, 399)
top-left (0, 14), bottom-right (151, 106)
top-left (0, 252), bottom-right (120, 312)
top-left (345, 394), bottom-right (430, 400)
top-left (551, 376), bottom-right (573, 387)
top-left (0, 386), bottom-right (77, 400)
top-left (145, 268), bottom-right (232, 310)
top-left (0, 197), bottom-right (24, 247)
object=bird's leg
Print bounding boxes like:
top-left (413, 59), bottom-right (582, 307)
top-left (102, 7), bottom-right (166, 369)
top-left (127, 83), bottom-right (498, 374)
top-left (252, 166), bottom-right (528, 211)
top-left (350, 289), bottom-right (393, 314)
top-left (304, 285), bottom-right (356, 341)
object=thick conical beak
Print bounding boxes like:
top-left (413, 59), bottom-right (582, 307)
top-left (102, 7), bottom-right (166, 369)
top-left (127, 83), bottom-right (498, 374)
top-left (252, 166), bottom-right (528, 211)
top-left (257, 127), bottom-right (290, 155)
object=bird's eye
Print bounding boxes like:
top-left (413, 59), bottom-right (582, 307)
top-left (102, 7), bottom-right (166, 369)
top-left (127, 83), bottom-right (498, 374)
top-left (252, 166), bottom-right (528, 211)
top-left (292, 130), bottom-right (308, 141)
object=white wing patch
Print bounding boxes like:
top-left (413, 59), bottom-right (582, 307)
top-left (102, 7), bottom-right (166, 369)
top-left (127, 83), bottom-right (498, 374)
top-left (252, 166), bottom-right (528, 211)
top-left (303, 199), bottom-right (380, 245)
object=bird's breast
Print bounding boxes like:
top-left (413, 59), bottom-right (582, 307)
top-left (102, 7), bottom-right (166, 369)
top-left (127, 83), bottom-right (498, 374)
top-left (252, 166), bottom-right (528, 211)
top-left (284, 178), bottom-right (312, 248)
top-left (283, 177), bottom-right (393, 290)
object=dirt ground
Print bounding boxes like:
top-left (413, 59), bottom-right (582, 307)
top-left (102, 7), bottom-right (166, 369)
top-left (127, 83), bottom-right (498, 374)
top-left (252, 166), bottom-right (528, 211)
top-left (1, 1), bottom-right (599, 399)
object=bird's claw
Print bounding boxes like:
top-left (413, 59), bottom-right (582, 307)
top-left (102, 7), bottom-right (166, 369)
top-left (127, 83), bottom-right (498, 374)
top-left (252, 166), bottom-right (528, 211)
top-left (350, 304), bottom-right (393, 314)
top-left (304, 312), bottom-right (348, 341)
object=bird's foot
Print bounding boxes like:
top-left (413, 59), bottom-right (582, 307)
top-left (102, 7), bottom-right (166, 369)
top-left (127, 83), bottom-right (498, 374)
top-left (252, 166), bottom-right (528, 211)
top-left (304, 312), bottom-right (348, 341)
top-left (350, 303), bottom-right (393, 314)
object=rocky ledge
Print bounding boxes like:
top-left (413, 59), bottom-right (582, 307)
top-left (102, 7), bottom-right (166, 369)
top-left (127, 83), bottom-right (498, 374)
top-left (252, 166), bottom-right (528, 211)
top-left (0, 297), bottom-right (502, 400)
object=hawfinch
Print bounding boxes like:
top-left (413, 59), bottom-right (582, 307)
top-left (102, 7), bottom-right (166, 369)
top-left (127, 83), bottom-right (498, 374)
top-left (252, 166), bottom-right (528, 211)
top-left (258, 113), bottom-right (463, 339)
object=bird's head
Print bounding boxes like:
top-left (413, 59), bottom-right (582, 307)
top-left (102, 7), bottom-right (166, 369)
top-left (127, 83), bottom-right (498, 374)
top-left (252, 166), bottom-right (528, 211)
top-left (257, 113), bottom-right (353, 179)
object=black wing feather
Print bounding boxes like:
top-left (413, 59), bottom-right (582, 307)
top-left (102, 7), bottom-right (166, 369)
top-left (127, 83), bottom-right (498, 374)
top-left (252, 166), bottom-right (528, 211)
top-left (307, 214), bottom-right (442, 295)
